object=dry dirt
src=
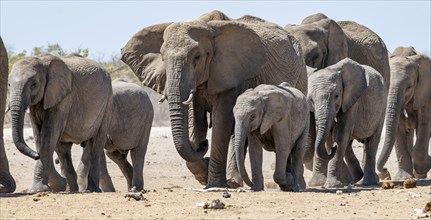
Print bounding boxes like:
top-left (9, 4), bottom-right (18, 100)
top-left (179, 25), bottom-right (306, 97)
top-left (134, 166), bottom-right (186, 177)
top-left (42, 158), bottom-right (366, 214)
top-left (1, 127), bottom-right (430, 219)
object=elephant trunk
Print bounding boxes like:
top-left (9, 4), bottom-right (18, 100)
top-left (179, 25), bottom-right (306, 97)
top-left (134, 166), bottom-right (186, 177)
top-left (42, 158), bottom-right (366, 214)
top-left (166, 59), bottom-right (208, 162)
top-left (10, 91), bottom-right (40, 160)
top-left (234, 122), bottom-right (253, 187)
top-left (377, 88), bottom-right (403, 173)
top-left (315, 104), bottom-right (337, 160)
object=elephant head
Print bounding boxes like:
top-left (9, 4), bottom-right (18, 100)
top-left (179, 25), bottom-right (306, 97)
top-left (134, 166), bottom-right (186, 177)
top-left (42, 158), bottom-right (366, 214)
top-left (377, 51), bottom-right (431, 175)
top-left (285, 14), bottom-right (348, 69)
top-left (8, 55), bottom-right (72, 160)
top-left (308, 58), bottom-right (370, 160)
top-left (233, 84), bottom-right (289, 187)
top-left (121, 11), bottom-right (268, 163)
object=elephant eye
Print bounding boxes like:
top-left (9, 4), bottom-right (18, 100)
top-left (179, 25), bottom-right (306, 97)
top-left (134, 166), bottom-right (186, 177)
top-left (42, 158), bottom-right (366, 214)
top-left (250, 115), bottom-right (256, 120)
top-left (30, 82), bottom-right (37, 89)
top-left (193, 55), bottom-right (200, 67)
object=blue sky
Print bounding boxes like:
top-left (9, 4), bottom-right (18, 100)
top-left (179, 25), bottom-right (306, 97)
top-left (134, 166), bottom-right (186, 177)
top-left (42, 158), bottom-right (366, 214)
top-left (1, 1), bottom-right (430, 61)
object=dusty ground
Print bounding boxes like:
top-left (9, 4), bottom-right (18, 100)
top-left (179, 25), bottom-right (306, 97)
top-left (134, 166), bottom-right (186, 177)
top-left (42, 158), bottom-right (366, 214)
top-left (1, 127), bottom-right (430, 219)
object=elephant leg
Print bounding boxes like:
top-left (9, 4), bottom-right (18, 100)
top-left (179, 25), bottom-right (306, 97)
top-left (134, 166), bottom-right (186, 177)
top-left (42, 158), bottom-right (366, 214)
top-left (303, 112), bottom-right (316, 171)
top-left (358, 135), bottom-right (380, 186)
top-left (0, 138), bottom-right (16, 193)
top-left (292, 128), bottom-right (307, 190)
top-left (206, 96), bottom-right (236, 188)
top-left (98, 150), bottom-right (115, 192)
top-left (248, 135), bottom-right (264, 191)
top-left (106, 150), bottom-right (133, 190)
top-left (131, 147), bottom-right (146, 191)
top-left (33, 106), bottom-right (69, 192)
top-left (226, 135), bottom-right (243, 188)
top-left (55, 142), bottom-right (78, 192)
top-left (77, 140), bottom-right (95, 192)
top-left (394, 117), bottom-right (414, 179)
top-left (412, 108), bottom-right (431, 178)
top-left (272, 132), bottom-right (293, 191)
top-left (308, 153), bottom-right (328, 187)
top-left (345, 140), bottom-right (363, 183)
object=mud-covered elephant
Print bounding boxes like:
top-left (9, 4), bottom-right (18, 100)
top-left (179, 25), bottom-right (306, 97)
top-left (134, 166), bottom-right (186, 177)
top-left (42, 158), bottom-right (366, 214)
top-left (233, 83), bottom-right (308, 192)
top-left (121, 10), bottom-right (307, 188)
top-left (0, 37), bottom-right (16, 193)
top-left (8, 54), bottom-right (112, 192)
top-left (377, 47), bottom-right (431, 180)
top-left (285, 13), bottom-right (390, 178)
top-left (307, 58), bottom-right (386, 188)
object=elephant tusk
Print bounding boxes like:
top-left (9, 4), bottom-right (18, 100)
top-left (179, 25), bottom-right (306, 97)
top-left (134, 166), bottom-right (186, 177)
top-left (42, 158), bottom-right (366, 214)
top-left (5, 105), bottom-right (10, 114)
top-left (334, 117), bottom-right (338, 123)
top-left (403, 109), bottom-right (408, 118)
top-left (159, 94), bottom-right (167, 103)
top-left (182, 89), bottom-right (195, 106)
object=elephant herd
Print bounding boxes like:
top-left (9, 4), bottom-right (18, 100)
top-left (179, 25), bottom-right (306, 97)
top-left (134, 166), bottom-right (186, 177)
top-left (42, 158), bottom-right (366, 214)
top-left (0, 10), bottom-right (429, 193)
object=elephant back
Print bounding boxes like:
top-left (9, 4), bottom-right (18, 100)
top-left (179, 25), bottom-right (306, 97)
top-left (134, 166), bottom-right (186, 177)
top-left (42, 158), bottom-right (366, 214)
top-left (237, 16), bottom-right (308, 95)
top-left (338, 21), bottom-right (390, 88)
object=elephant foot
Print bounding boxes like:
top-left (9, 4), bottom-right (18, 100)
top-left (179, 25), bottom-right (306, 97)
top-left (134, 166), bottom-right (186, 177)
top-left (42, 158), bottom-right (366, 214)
top-left (394, 169), bottom-right (414, 180)
top-left (378, 170), bottom-right (392, 180)
top-left (413, 170), bottom-right (428, 179)
top-left (308, 172), bottom-right (326, 187)
top-left (323, 178), bottom-right (344, 188)
top-left (358, 172), bottom-right (380, 186)
top-left (227, 178), bottom-right (243, 188)
top-left (298, 176), bottom-right (306, 190)
top-left (49, 176), bottom-right (67, 192)
top-left (251, 184), bottom-right (264, 192)
top-left (205, 179), bottom-right (228, 189)
top-left (279, 184), bottom-right (298, 192)
top-left (0, 175), bottom-right (16, 193)
top-left (186, 157), bottom-right (209, 186)
top-left (31, 182), bottom-right (52, 193)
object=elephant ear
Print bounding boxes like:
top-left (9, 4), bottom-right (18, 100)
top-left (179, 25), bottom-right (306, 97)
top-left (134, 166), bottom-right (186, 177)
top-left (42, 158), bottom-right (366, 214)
top-left (259, 90), bottom-right (286, 135)
top-left (336, 58), bottom-right (369, 112)
top-left (318, 19), bottom-right (348, 66)
top-left (43, 56), bottom-right (72, 110)
top-left (121, 23), bottom-right (172, 94)
top-left (207, 21), bottom-right (267, 95)
top-left (410, 54), bottom-right (431, 110)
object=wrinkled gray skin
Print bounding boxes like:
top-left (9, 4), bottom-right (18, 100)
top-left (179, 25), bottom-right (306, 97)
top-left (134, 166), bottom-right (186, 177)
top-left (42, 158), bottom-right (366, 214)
top-left (377, 47), bottom-right (431, 180)
top-left (121, 10), bottom-right (307, 188)
top-left (233, 83), bottom-right (308, 192)
top-left (57, 80), bottom-right (154, 192)
top-left (286, 13), bottom-right (390, 183)
top-left (0, 36), bottom-right (16, 193)
top-left (8, 55), bottom-right (112, 192)
top-left (308, 58), bottom-right (386, 188)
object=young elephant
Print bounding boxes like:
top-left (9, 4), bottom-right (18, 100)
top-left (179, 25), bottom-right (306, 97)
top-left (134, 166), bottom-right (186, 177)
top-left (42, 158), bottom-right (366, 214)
top-left (233, 83), bottom-right (308, 192)
top-left (58, 80), bottom-right (154, 192)
top-left (308, 58), bottom-right (386, 188)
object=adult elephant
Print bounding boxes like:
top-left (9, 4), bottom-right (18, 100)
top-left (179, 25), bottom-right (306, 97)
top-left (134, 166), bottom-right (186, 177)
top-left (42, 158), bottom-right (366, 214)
top-left (377, 47), bottom-right (431, 180)
top-left (121, 10), bottom-right (307, 188)
top-left (0, 37), bottom-right (16, 193)
top-left (285, 13), bottom-right (390, 184)
top-left (8, 54), bottom-right (113, 192)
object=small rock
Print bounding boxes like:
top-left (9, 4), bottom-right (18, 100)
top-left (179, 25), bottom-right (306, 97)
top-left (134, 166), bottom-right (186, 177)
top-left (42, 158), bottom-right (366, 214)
top-left (425, 202), bottom-right (431, 212)
top-left (32, 198), bottom-right (40, 202)
top-left (412, 208), bottom-right (430, 219)
top-left (223, 192), bottom-right (231, 198)
top-left (124, 191), bottom-right (145, 201)
top-left (196, 202), bottom-right (207, 207)
top-left (403, 178), bottom-right (417, 188)
top-left (336, 190), bottom-right (343, 195)
top-left (203, 199), bottom-right (225, 209)
top-left (408, 191), bottom-right (421, 198)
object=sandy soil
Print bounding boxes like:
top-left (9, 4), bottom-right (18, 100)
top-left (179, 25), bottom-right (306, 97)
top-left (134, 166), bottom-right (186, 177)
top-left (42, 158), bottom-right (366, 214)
top-left (1, 127), bottom-right (430, 219)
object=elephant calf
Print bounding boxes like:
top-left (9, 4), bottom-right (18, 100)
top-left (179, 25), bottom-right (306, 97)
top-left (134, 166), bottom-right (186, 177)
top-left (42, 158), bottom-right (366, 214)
top-left (58, 80), bottom-right (154, 192)
top-left (233, 83), bottom-right (308, 192)
top-left (307, 58), bottom-right (386, 188)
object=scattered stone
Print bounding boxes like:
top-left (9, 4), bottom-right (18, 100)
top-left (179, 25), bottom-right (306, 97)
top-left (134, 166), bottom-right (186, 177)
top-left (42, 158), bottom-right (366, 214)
top-left (204, 199), bottom-right (225, 209)
top-left (412, 208), bottom-right (430, 219)
top-left (408, 191), bottom-right (421, 198)
top-left (124, 188), bottom-right (145, 201)
top-left (223, 192), bottom-right (231, 198)
top-left (381, 181), bottom-right (395, 189)
top-left (196, 202), bottom-right (207, 207)
top-left (403, 178), bottom-right (417, 188)
top-left (336, 190), bottom-right (343, 195)
top-left (32, 198), bottom-right (40, 202)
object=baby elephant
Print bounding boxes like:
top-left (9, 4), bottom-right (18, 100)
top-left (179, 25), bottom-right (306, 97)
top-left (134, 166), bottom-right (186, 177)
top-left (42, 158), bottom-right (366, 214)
top-left (233, 83), bottom-right (309, 192)
top-left (58, 80), bottom-right (154, 192)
